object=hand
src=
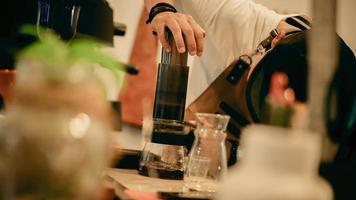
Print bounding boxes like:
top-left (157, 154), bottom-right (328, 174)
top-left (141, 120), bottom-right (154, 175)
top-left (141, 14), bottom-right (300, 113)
top-left (271, 20), bottom-right (297, 48)
top-left (271, 29), bottom-right (286, 48)
top-left (151, 12), bottom-right (205, 56)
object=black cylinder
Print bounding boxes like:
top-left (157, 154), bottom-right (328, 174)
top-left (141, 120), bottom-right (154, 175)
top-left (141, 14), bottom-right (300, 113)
top-left (153, 63), bottom-right (189, 121)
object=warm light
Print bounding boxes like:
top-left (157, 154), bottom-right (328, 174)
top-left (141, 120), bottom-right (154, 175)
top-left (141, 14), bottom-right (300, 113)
top-left (69, 113), bottom-right (91, 138)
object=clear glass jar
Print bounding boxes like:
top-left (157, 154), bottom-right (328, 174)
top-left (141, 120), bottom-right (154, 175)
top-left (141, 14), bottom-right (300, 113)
top-left (184, 113), bottom-right (230, 192)
top-left (139, 142), bottom-right (187, 180)
top-left (139, 119), bottom-right (189, 180)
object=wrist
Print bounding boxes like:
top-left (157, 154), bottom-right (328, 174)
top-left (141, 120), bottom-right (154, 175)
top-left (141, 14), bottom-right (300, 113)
top-left (146, 2), bottom-right (177, 24)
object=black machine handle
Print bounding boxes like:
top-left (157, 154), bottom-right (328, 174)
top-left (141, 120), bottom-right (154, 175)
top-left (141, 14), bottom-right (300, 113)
top-left (37, 0), bottom-right (81, 40)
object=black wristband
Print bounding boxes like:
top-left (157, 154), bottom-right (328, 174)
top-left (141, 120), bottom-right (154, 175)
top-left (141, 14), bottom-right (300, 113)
top-left (146, 3), bottom-right (177, 24)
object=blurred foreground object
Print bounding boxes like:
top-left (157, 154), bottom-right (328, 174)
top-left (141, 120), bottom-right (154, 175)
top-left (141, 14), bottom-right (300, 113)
top-left (218, 125), bottom-right (333, 200)
top-left (1, 0), bottom-right (131, 131)
top-left (308, 0), bottom-right (339, 163)
top-left (308, 1), bottom-right (356, 199)
top-left (0, 28), bottom-right (124, 199)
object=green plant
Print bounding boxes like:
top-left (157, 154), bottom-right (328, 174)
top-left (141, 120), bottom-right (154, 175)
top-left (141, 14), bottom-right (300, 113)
top-left (18, 25), bottom-right (125, 85)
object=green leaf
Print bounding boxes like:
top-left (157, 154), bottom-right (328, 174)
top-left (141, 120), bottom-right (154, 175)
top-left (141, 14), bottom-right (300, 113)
top-left (68, 39), bottom-right (125, 85)
top-left (17, 25), bottom-right (125, 86)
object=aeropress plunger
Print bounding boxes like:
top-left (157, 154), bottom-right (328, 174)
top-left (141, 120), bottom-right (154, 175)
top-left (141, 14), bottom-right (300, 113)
top-left (138, 30), bottom-right (192, 179)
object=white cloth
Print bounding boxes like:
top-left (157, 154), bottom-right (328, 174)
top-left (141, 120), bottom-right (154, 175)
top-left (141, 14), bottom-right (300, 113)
top-left (174, 0), bottom-right (285, 106)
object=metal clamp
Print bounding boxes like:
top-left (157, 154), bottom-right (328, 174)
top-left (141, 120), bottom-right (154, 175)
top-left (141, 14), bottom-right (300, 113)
top-left (226, 55), bottom-right (252, 85)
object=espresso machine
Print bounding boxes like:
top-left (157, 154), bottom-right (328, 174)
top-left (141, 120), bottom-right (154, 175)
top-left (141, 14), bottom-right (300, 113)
top-left (138, 31), bottom-right (193, 180)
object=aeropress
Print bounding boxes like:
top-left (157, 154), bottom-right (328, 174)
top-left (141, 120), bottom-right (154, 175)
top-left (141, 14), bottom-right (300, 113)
top-left (138, 30), bottom-right (192, 180)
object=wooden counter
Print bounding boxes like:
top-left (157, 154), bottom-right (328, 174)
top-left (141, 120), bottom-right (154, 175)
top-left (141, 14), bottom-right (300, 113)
top-left (105, 168), bottom-right (214, 200)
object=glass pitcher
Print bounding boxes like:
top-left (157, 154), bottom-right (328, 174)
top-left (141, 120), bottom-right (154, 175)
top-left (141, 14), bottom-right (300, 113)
top-left (139, 118), bottom-right (190, 180)
top-left (184, 113), bottom-right (230, 192)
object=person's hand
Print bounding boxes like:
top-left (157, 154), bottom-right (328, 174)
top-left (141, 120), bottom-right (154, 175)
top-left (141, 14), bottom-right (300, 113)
top-left (151, 12), bottom-right (205, 56)
top-left (271, 20), bottom-right (298, 48)
top-left (271, 29), bottom-right (286, 48)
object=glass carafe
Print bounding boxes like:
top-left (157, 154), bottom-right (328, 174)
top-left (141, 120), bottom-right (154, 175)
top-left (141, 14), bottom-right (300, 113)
top-left (139, 119), bottom-right (189, 180)
top-left (139, 142), bottom-right (187, 180)
top-left (184, 113), bottom-right (230, 192)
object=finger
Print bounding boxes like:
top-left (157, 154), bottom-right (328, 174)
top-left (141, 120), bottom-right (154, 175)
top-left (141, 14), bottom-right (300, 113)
top-left (188, 18), bottom-right (205, 56)
top-left (155, 23), bottom-right (171, 52)
top-left (166, 19), bottom-right (186, 53)
top-left (178, 18), bottom-right (196, 55)
top-left (271, 29), bottom-right (286, 48)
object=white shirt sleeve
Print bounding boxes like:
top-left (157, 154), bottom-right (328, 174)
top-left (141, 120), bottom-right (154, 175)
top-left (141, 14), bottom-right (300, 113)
top-left (175, 0), bottom-right (285, 105)
top-left (178, 0), bottom-right (285, 63)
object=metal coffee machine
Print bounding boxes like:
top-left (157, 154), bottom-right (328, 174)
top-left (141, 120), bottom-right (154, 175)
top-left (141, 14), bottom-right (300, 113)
top-left (139, 31), bottom-right (192, 180)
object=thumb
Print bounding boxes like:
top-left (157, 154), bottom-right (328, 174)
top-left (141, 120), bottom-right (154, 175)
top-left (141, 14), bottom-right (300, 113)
top-left (271, 29), bottom-right (286, 48)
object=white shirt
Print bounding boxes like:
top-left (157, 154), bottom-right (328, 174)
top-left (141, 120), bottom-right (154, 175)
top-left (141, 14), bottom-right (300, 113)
top-left (174, 0), bottom-right (285, 106)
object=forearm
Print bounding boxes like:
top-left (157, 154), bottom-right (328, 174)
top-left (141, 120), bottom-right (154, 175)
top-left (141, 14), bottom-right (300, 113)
top-left (144, 0), bottom-right (175, 11)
